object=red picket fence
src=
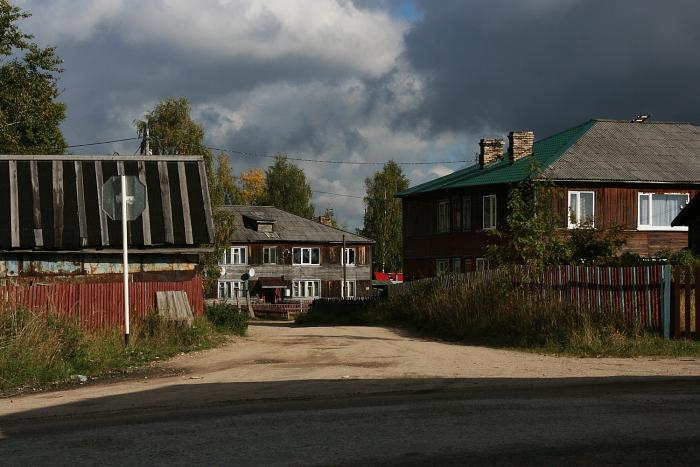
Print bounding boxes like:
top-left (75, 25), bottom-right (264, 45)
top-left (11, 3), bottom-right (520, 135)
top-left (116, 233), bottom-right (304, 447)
top-left (0, 276), bottom-right (204, 330)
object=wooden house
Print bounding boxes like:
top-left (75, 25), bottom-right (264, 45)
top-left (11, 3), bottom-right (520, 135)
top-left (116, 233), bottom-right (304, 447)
top-left (0, 154), bottom-right (214, 326)
top-left (218, 205), bottom-right (373, 302)
top-left (397, 119), bottom-right (700, 280)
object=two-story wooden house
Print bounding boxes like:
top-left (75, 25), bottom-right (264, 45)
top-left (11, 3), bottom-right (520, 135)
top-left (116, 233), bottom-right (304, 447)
top-left (398, 119), bottom-right (700, 280)
top-left (217, 205), bottom-right (374, 301)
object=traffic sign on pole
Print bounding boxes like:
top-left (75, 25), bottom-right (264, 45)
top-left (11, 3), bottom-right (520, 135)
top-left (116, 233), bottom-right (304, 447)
top-left (101, 176), bottom-right (146, 221)
top-left (101, 175), bottom-right (147, 345)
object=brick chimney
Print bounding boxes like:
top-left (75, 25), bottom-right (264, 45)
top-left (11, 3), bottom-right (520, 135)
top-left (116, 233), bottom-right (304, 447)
top-left (508, 131), bottom-right (534, 163)
top-left (479, 138), bottom-right (504, 168)
top-left (313, 215), bottom-right (333, 226)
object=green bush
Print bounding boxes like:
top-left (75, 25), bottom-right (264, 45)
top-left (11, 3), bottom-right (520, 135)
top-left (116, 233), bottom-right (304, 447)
top-left (205, 302), bottom-right (248, 335)
top-left (296, 299), bottom-right (376, 325)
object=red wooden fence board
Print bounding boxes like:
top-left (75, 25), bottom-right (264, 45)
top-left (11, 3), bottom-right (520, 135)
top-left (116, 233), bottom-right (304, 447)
top-left (0, 276), bottom-right (204, 330)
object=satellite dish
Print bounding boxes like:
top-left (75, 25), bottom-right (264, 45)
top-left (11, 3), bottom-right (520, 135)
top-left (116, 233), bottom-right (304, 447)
top-left (248, 268), bottom-right (256, 278)
top-left (219, 266), bottom-right (226, 276)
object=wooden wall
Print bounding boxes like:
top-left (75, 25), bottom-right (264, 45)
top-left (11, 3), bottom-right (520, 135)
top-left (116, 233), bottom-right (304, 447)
top-left (402, 183), bottom-right (699, 280)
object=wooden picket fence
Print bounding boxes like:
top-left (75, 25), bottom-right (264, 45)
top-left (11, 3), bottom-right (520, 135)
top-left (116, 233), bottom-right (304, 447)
top-left (0, 276), bottom-right (204, 330)
top-left (391, 265), bottom-right (667, 330)
top-left (671, 267), bottom-right (700, 339)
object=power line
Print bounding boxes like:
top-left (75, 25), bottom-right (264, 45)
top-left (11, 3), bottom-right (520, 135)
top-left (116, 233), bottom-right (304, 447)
top-left (208, 146), bottom-right (467, 166)
top-left (66, 137), bottom-right (141, 148)
top-left (312, 190), bottom-right (363, 199)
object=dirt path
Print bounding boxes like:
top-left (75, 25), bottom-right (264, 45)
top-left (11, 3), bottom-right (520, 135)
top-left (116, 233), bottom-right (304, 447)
top-left (3, 323), bottom-right (700, 419)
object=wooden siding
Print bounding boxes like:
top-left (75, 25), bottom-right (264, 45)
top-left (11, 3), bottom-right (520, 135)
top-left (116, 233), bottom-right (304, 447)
top-left (219, 242), bottom-right (372, 298)
top-left (402, 183), bottom-right (700, 280)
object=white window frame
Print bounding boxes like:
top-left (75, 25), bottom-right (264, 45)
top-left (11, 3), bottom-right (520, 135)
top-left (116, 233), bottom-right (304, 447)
top-left (343, 247), bottom-right (356, 266)
top-left (221, 246), bottom-right (247, 265)
top-left (263, 246), bottom-right (278, 264)
top-left (482, 195), bottom-right (497, 230)
top-left (452, 258), bottom-right (461, 274)
top-left (437, 199), bottom-right (450, 233)
top-left (476, 258), bottom-right (490, 271)
top-left (217, 280), bottom-right (244, 299)
top-left (637, 192), bottom-right (689, 231)
top-left (292, 279), bottom-right (321, 298)
top-left (342, 280), bottom-right (356, 299)
top-left (567, 191), bottom-right (596, 229)
top-left (292, 247), bottom-right (321, 265)
top-left (436, 259), bottom-right (450, 276)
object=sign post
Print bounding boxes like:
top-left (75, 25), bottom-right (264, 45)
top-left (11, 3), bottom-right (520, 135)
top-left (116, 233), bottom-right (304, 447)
top-left (102, 175), bottom-right (146, 345)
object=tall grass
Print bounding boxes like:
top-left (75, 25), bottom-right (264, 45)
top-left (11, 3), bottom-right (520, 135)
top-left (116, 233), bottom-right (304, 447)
top-left (299, 268), bottom-right (700, 357)
top-left (0, 306), bottom-right (229, 392)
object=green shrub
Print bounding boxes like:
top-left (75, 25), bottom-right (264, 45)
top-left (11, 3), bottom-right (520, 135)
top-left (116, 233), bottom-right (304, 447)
top-left (205, 302), bottom-right (248, 335)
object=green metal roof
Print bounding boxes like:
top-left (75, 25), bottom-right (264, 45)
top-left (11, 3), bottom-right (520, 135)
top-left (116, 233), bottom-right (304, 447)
top-left (397, 120), bottom-right (594, 197)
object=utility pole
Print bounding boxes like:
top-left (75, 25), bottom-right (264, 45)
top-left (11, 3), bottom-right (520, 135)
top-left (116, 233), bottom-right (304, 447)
top-left (145, 118), bottom-right (151, 155)
top-left (342, 234), bottom-right (347, 299)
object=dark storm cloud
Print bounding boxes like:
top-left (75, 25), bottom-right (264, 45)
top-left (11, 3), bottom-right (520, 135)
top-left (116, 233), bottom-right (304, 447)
top-left (401, 0), bottom-right (700, 137)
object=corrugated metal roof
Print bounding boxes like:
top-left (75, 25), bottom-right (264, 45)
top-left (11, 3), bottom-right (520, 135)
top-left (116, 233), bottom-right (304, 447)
top-left (0, 154), bottom-right (214, 251)
top-left (221, 205), bottom-right (374, 244)
top-left (398, 119), bottom-right (700, 197)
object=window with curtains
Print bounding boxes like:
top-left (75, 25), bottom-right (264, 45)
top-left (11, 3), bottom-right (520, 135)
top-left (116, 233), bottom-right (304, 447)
top-left (638, 193), bottom-right (688, 230)
top-left (568, 191), bottom-right (595, 228)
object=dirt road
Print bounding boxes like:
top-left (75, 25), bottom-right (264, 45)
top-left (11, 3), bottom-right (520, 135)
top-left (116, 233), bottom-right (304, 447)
top-left (3, 322), bottom-right (700, 418)
top-left (3, 324), bottom-right (700, 465)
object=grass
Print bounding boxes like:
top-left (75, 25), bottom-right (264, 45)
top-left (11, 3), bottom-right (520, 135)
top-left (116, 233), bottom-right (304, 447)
top-left (298, 270), bottom-right (700, 358)
top-left (0, 303), bottom-right (248, 393)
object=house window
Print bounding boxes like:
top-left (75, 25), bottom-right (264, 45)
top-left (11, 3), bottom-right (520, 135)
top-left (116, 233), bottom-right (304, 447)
top-left (343, 248), bottom-right (356, 266)
top-left (292, 280), bottom-right (321, 298)
top-left (452, 258), bottom-right (461, 274)
top-left (476, 258), bottom-right (490, 271)
top-left (217, 280), bottom-right (244, 299)
top-left (293, 247), bottom-right (320, 265)
top-left (222, 246), bottom-right (247, 265)
top-left (263, 247), bottom-right (278, 264)
top-left (436, 259), bottom-right (450, 276)
top-left (483, 195), bottom-right (497, 230)
top-left (638, 193), bottom-right (689, 230)
top-left (568, 191), bottom-right (595, 228)
top-left (437, 200), bottom-right (450, 233)
top-left (342, 280), bottom-right (356, 298)
top-left (463, 197), bottom-right (472, 231)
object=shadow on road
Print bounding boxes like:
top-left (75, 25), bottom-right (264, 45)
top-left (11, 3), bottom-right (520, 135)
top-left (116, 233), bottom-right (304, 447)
top-left (3, 375), bottom-right (700, 439)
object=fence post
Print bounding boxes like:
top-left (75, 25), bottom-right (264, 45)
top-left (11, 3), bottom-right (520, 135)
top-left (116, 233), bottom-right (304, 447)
top-left (661, 264), bottom-right (671, 339)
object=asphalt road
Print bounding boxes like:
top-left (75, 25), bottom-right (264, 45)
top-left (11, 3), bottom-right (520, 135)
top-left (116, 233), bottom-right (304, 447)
top-left (3, 376), bottom-right (700, 466)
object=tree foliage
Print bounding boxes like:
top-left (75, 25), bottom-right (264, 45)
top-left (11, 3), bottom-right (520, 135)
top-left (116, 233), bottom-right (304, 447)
top-left (487, 165), bottom-right (627, 268)
top-left (238, 168), bottom-right (266, 205)
top-left (361, 161), bottom-right (408, 272)
top-left (264, 155), bottom-right (314, 218)
top-left (0, 1), bottom-right (66, 154)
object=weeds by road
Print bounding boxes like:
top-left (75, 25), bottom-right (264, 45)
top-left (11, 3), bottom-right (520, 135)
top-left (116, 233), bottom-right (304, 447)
top-left (0, 303), bottom-right (247, 393)
top-left (298, 271), bottom-right (700, 358)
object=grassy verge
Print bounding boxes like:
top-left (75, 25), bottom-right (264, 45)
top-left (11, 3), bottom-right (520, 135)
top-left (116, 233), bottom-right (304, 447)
top-left (0, 303), bottom-right (248, 393)
top-left (298, 271), bottom-right (700, 358)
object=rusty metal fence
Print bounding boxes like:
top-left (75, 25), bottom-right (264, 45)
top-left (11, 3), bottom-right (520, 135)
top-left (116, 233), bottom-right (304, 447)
top-left (0, 276), bottom-right (204, 330)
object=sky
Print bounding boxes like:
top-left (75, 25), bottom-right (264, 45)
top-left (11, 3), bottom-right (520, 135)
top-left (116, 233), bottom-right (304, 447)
top-left (16, 0), bottom-right (700, 230)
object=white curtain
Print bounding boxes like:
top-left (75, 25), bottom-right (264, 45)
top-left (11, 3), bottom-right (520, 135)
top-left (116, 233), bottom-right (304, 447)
top-left (652, 194), bottom-right (685, 227)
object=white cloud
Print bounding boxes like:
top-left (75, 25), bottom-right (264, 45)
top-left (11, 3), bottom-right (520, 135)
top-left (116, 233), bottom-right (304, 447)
top-left (26, 0), bottom-right (405, 77)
